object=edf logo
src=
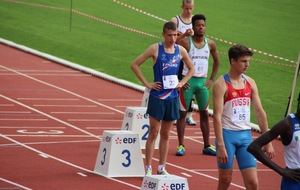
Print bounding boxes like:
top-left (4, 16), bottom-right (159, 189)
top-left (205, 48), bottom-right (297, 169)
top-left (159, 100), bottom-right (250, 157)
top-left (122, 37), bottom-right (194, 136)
top-left (143, 180), bottom-right (157, 189)
top-left (115, 137), bottom-right (137, 144)
top-left (123, 137), bottom-right (137, 144)
top-left (170, 183), bottom-right (186, 190)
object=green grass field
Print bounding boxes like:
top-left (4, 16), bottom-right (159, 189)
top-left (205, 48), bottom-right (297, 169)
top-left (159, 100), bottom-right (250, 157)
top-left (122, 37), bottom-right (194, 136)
top-left (0, 0), bottom-right (299, 127)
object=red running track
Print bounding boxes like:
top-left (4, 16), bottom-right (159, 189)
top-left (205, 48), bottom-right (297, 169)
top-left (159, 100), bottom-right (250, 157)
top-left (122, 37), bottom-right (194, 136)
top-left (0, 43), bottom-right (283, 190)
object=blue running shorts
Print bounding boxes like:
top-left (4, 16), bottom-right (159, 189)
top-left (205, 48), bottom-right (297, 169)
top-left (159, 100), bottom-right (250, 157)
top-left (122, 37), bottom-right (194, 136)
top-left (146, 95), bottom-right (179, 121)
top-left (217, 129), bottom-right (256, 170)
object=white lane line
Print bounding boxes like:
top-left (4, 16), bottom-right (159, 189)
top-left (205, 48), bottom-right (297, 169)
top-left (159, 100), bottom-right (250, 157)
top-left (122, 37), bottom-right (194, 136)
top-left (115, 105), bottom-right (133, 108)
top-left (39, 153), bottom-right (49, 158)
top-left (0, 104), bottom-right (14, 106)
top-left (0, 139), bottom-right (100, 147)
top-left (0, 111), bottom-right (31, 113)
top-left (77, 172), bottom-right (87, 177)
top-left (5, 135), bottom-right (97, 137)
top-left (98, 99), bottom-right (141, 101)
top-left (0, 134), bottom-right (141, 189)
top-left (18, 98), bottom-right (79, 101)
top-left (181, 173), bottom-right (192, 177)
top-left (0, 119), bottom-right (48, 121)
top-left (0, 73), bottom-right (88, 76)
top-left (0, 177), bottom-right (32, 190)
top-left (13, 70), bottom-right (81, 73)
top-left (33, 105), bottom-right (97, 107)
top-left (0, 94), bottom-right (100, 139)
top-left (192, 169), bottom-right (273, 172)
top-left (0, 65), bottom-right (124, 114)
top-left (0, 126), bottom-right (65, 129)
top-left (51, 112), bottom-right (114, 114)
top-left (68, 119), bottom-right (123, 122)
top-left (86, 127), bottom-right (120, 130)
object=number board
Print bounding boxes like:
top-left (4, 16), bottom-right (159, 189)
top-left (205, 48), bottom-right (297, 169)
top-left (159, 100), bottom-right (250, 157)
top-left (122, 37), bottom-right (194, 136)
top-left (94, 130), bottom-right (144, 177)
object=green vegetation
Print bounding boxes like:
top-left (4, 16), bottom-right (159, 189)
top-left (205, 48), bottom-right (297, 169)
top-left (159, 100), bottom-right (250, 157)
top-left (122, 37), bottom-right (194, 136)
top-left (0, 0), bottom-right (299, 126)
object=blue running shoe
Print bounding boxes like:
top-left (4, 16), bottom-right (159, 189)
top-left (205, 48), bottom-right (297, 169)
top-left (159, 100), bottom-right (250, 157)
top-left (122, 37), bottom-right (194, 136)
top-left (203, 145), bottom-right (216, 156)
top-left (176, 145), bottom-right (185, 156)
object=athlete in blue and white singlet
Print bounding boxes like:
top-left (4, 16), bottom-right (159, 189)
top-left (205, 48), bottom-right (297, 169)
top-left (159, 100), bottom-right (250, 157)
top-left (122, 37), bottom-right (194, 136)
top-left (150, 42), bottom-right (180, 100)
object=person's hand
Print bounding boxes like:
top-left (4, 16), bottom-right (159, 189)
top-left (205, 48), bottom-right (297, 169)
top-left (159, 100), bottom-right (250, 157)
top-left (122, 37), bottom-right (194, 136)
top-left (282, 168), bottom-right (300, 183)
top-left (262, 143), bottom-right (275, 159)
top-left (184, 29), bottom-right (193, 37)
top-left (183, 82), bottom-right (190, 90)
top-left (204, 79), bottom-right (214, 89)
top-left (217, 145), bottom-right (228, 164)
top-left (148, 82), bottom-right (162, 91)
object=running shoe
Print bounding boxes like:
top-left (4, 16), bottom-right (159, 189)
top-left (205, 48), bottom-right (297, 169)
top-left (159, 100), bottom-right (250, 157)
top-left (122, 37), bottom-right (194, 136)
top-left (157, 167), bottom-right (169, 175)
top-left (185, 117), bottom-right (197, 126)
top-left (176, 145), bottom-right (185, 156)
top-left (203, 145), bottom-right (216, 156)
top-left (145, 168), bottom-right (152, 176)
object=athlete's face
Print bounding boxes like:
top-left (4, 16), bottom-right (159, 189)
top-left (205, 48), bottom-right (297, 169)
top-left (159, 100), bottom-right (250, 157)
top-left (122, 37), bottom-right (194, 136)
top-left (163, 29), bottom-right (178, 44)
top-left (232, 55), bottom-right (250, 73)
top-left (182, 2), bottom-right (194, 17)
top-left (193, 19), bottom-right (206, 37)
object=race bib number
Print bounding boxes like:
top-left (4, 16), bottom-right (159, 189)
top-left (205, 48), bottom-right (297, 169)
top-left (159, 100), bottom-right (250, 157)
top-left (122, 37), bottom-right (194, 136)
top-left (194, 61), bottom-right (208, 76)
top-left (163, 75), bottom-right (178, 89)
top-left (231, 106), bottom-right (250, 124)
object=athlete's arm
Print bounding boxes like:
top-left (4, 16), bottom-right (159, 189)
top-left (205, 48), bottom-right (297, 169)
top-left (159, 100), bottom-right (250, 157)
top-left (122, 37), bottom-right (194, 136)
top-left (178, 45), bottom-right (194, 88)
top-left (208, 39), bottom-right (220, 82)
top-left (130, 44), bottom-right (161, 90)
top-left (247, 118), bottom-right (300, 182)
top-left (248, 76), bottom-right (275, 159)
top-left (212, 76), bottom-right (228, 164)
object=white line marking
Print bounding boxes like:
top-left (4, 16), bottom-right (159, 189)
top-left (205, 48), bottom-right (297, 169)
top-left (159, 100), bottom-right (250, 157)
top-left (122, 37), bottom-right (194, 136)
top-left (18, 98), bottom-right (79, 101)
top-left (33, 105), bottom-right (97, 107)
top-left (0, 134), bottom-right (140, 189)
top-left (51, 112), bottom-right (114, 114)
top-left (68, 119), bottom-right (123, 122)
top-left (0, 139), bottom-right (100, 147)
top-left (0, 111), bottom-right (31, 113)
top-left (86, 127), bottom-right (120, 130)
top-left (39, 153), bottom-right (49, 158)
top-left (0, 126), bottom-right (65, 129)
top-left (181, 172), bottom-right (192, 177)
top-left (5, 135), bottom-right (97, 137)
top-left (0, 94), bottom-right (100, 139)
top-left (0, 104), bottom-right (14, 106)
top-left (0, 119), bottom-right (48, 121)
top-left (0, 65), bottom-right (124, 114)
top-left (192, 169), bottom-right (273, 172)
top-left (0, 177), bottom-right (32, 190)
top-left (98, 99), bottom-right (141, 101)
top-left (77, 172), bottom-right (87, 177)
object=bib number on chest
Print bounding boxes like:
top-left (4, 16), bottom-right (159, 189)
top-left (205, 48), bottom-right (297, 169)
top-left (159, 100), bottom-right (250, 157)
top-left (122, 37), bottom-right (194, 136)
top-left (232, 106), bottom-right (250, 124)
top-left (163, 75), bottom-right (178, 89)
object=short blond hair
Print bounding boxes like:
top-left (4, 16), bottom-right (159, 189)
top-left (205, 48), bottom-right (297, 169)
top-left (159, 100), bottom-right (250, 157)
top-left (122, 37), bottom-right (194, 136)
top-left (182, 0), bottom-right (193, 5)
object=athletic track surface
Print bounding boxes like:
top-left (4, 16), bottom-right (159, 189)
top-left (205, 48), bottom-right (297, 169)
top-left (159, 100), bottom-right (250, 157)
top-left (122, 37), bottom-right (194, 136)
top-left (0, 43), bottom-right (283, 189)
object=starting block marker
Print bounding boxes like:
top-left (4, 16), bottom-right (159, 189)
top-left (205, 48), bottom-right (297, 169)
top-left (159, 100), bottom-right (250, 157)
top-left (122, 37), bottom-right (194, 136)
top-left (141, 175), bottom-right (189, 190)
top-left (94, 130), bottom-right (144, 177)
top-left (121, 107), bottom-right (159, 149)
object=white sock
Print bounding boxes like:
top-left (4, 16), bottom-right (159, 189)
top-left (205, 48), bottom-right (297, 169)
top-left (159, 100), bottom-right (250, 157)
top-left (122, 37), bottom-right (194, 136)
top-left (187, 112), bottom-right (192, 118)
top-left (158, 165), bottom-right (165, 171)
top-left (145, 165), bottom-right (152, 171)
